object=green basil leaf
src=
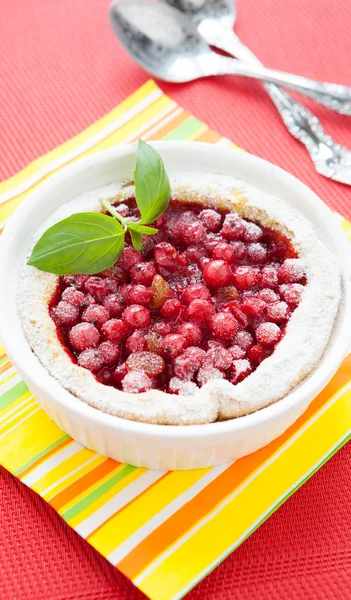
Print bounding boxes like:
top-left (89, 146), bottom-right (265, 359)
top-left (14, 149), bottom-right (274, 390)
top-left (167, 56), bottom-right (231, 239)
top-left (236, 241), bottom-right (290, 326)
top-left (127, 222), bottom-right (158, 235)
top-left (129, 228), bottom-right (143, 251)
top-left (134, 140), bottom-right (171, 225)
top-left (27, 213), bottom-right (125, 275)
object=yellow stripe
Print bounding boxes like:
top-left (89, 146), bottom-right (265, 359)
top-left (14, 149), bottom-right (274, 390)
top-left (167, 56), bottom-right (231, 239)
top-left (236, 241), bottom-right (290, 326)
top-left (0, 94), bottom-right (174, 225)
top-left (32, 447), bottom-right (100, 495)
top-left (138, 384), bottom-right (351, 599)
top-left (0, 391), bottom-right (32, 420)
top-left (58, 462), bottom-right (125, 514)
top-left (0, 399), bottom-right (37, 434)
top-left (341, 218), bottom-right (351, 234)
top-left (68, 467), bottom-right (148, 528)
top-left (0, 80), bottom-right (159, 197)
top-left (42, 455), bottom-right (106, 501)
top-left (0, 370), bottom-right (18, 386)
top-left (88, 469), bottom-right (210, 557)
top-left (0, 409), bottom-right (65, 472)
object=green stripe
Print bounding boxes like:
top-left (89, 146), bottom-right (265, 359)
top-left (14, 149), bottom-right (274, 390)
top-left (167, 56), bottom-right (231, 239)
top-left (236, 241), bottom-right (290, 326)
top-left (14, 433), bottom-right (71, 476)
top-left (174, 430), bottom-right (351, 600)
top-left (164, 117), bottom-right (204, 141)
top-left (0, 381), bottom-right (29, 410)
top-left (61, 464), bottom-right (137, 522)
top-left (0, 356), bottom-right (9, 367)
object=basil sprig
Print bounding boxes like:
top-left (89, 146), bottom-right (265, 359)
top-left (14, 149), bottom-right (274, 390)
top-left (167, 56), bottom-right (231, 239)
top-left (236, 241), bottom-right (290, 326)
top-left (27, 141), bottom-right (171, 275)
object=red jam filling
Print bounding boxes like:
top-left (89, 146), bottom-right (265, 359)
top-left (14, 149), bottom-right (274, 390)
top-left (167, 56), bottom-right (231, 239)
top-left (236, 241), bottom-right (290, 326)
top-left (49, 199), bottom-right (306, 394)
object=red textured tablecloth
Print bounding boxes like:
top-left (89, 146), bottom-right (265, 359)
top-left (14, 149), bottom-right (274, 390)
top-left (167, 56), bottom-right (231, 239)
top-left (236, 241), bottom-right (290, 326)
top-left (1, 1), bottom-right (351, 598)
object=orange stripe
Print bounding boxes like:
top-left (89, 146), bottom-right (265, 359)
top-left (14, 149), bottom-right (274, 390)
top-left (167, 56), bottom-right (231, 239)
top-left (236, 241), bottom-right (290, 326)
top-left (118, 354), bottom-right (351, 578)
top-left (0, 361), bottom-right (12, 375)
top-left (143, 110), bottom-right (190, 141)
top-left (193, 129), bottom-right (221, 143)
top-left (0, 353), bottom-right (6, 361)
top-left (86, 472), bottom-right (170, 541)
top-left (19, 437), bottom-right (72, 478)
top-left (49, 458), bottom-right (119, 511)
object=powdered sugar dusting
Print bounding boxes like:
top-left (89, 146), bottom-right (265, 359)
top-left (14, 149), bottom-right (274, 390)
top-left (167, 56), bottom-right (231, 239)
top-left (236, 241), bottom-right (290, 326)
top-left (18, 172), bottom-right (341, 424)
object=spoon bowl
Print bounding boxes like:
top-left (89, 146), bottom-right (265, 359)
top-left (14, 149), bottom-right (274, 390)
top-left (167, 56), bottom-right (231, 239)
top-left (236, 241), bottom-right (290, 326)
top-left (109, 0), bottom-right (212, 83)
top-left (164, 0), bottom-right (235, 28)
top-left (110, 0), bottom-right (351, 118)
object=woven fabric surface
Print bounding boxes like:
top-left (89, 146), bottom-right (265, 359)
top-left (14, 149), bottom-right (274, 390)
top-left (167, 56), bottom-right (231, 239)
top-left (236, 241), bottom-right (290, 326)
top-left (1, 1), bottom-right (351, 599)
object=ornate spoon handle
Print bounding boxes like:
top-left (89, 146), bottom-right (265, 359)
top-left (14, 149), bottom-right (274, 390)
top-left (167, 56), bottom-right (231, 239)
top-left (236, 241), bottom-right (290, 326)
top-left (211, 55), bottom-right (351, 116)
top-left (200, 23), bottom-right (350, 176)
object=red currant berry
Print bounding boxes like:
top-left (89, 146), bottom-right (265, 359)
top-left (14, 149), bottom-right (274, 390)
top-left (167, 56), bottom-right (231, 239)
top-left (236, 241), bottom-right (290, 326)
top-left (112, 362), bottom-right (128, 385)
top-left (221, 214), bottom-right (245, 241)
top-left (152, 320), bottom-right (173, 336)
top-left (281, 283), bottom-right (304, 306)
top-left (247, 243), bottom-right (268, 264)
top-left (221, 303), bottom-right (248, 329)
top-left (199, 209), bottom-right (222, 232)
top-left (181, 283), bottom-right (211, 305)
top-left (103, 294), bottom-right (123, 317)
top-left (243, 222), bottom-right (263, 242)
top-left (256, 322), bottom-right (281, 347)
top-left (118, 247), bottom-right (144, 272)
top-left (233, 266), bottom-right (259, 290)
top-left (266, 301), bottom-right (289, 323)
top-left (101, 319), bottom-right (127, 343)
top-left (69, 323), bottom-right (100, 352)
top-left (122, 371), bottom-right (152, 393)
top-left (241, 297), bottom-right (266, 318)
top-left (258, 288), bottom-right (279, 303)
top-left (197, 365), bottom-right (224, 386)
top-left (259, 266), bottom-right (279, 290)
top-left (154, 242), bottom-right (178, 276)
top-left (84, 277), bottom-right (109, 301)
top-left (212, 242), bottom-right (236, 264)
top-left (178, 322), bottom-right (203, 346)
top-left (203, 260), bottom-right (232, 287)
top-left (184, 245), bottom-right (208, 264)
top-left (82, 305), bottom-right (110, 329)
top-left (160, 298), bottom-right (182, 319)
top-left (231, 241), bottom-right (247, 261)
top-left (247, 344), bottom-right (266, 364)
top-left (182, 221), bottom-right (206, 245)
top-left (98, 367), bottom-right (114, 386)
top-left (186, 299), bottom-right (215, 322)
top-left (52, 301), bottom-right (80, 328)
top-left (229, 345), bottom-right (246, 360)
top-left (198, 256), bottom-right (211, 271)
top-left (162, 334), bottom-right (187, 360)
top-left (127, 285), bottom-right (152, 307)
top-left (203, 233), bottom-right (221, 253)
top-left (122, 305), bottom-right (151, 329)
top-left (206, 346), bottom-right (232, 371)
top-left (126, 331), bottom-right (146, 354)
top-left (78, 349), bottom-right (103, 373)
top-left (63, 274), bottom-right (89, 289)
top-left (209, 313), bottom-right (238, 341)
top-left (131, 262), bottom-right (157, 286)
top-left (234, 331), bottom-right (254, 351)
top-left (61, 287), bottom-right (85, 307)
top-left (278, 259), bottom-right (305, 284)
top-left (98, 341), bottom-right (120, 366)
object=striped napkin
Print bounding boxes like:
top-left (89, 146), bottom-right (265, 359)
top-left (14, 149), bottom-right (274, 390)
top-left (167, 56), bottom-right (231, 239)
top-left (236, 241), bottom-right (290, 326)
top-left (1, 80), bottom-right (351, 600)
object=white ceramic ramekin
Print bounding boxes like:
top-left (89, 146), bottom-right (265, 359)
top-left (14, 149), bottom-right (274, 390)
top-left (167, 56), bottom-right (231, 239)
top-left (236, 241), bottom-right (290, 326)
top-left (0, 142), bottom-right (350, 470)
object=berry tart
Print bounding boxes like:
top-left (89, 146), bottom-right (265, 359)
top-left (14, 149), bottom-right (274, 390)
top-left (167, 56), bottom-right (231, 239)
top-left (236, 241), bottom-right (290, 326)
top-left (18, 164), bottom-right (341, 425)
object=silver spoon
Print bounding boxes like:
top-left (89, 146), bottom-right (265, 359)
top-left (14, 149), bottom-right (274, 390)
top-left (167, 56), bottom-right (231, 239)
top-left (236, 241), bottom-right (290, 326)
top-left (161, 0), bottom-right (351, 184)
top-left (109, 0), bottom-right (351, 116)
